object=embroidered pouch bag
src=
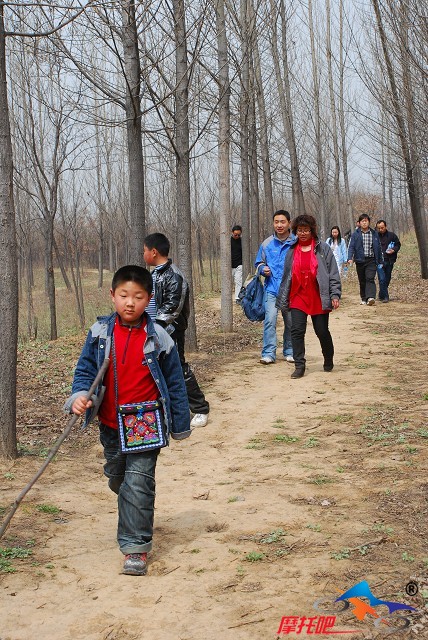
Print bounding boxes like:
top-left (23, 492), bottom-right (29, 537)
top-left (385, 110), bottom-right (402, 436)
top-left (117, 399), bottom-right (167, 453)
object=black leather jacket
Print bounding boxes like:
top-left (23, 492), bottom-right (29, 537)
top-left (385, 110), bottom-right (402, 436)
top-left (154, 259), bottom-right (190, 333)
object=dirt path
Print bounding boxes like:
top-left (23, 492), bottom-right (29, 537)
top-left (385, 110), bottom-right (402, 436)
top-left (1, 290), bottom-right (428, 640)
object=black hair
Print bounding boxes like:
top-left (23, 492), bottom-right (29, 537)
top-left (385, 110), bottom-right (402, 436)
top-left (358, 213), bottom-right (370, 223)
top-left (328, 225), bottom-right (342, 245)
top-left (291, 214), bottom-right (318, 239)
top-left (144, 232), bottom-right (170, 257)
top-left (111, 265), bottom-right (153, 295)
top-left (376, 219), bottom-right (387, 227)
top-left (232, 225), bottom-right (242, 232)
top-left (273, 209), bottom-right (291, 221)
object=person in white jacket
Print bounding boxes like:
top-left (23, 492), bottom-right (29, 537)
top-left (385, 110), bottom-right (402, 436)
top-left (326, 226), bottom-right (348, 275)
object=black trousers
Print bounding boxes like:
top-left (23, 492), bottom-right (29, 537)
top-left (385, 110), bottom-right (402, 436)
top-left (290, 308), bottom-right (334, 368)
top-left (174, 330), bottom-right (209, 415)
top-left (356, 257), bottom-right (377, 301)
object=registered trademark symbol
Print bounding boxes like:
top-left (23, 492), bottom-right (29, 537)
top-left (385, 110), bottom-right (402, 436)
top-left (405, 581), bottom-right (418, 596)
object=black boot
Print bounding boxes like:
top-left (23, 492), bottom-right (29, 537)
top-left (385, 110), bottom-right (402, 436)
top-left (291, 366), bottom-right (305, 379)
top-left (323, 360), bottom-right (334, 372)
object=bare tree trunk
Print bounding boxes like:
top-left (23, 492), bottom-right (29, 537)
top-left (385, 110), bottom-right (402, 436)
top-left (173, 0), bottom-right (197, 349)
top-left (95, 115), bottom-right (104, 288)
top-left (240, 0), bottom-right (251, 280)
top-left (121, 1), bottom-right (146, 265)
top-left (308, 0), bottom-right (327, 238)
top-left (0, 7), bottom-right (18, 458)
top-left (339, 0), bottom-right (353, 234)
top-left (53, 237), bottom-right (72, 292)
top-left (326, 0), bottom-right (341, 229)
top-left (371, 0), bottom-right (428, 277)
top-left (248, 61), bottom-right (260, 257)
top-left (270, 0), bottom-right (305, 215)
top-left (253, 23), bottom-right (274, 235)
top-left (216, 0), bottom-right (233, 331)
top-left (46, 218), bottom-right (58, 340)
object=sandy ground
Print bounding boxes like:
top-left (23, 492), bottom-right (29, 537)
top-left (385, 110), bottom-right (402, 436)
top-left (1, 289), bottom-right (428, 640)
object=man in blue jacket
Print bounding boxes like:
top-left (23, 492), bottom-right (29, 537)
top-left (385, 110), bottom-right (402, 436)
top-left (347, 213), bottom-right (383, 305)
top-left (255, 210), bottom-right (296, 364)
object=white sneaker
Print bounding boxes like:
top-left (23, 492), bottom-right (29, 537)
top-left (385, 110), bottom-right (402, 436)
top-left (260, 356), bottom-right (275, 364)
top-left (190, 413), bottom-right (208, 428)
top-left (367, 298), bottom-right (375, 306)
top-left (284, 355), bottom-right (295, 363)
top-left (360, 300), bottom-right (367, 305)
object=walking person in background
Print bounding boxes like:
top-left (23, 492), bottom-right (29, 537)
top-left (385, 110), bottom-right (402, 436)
top-left (231, 225), bottom-right (243, 303)
top-left (347, 214), bottom-right (383, 306)
top-left (143, 233), bottom-right (210, 428)
top-left (276, 214), bottom-right (341, 379)
top-left (375, 220), bottom-right (401, 303)
top-left (326, 226), bottom-right (348, 276)
top-left (255, 210), bottom-right (296, 365)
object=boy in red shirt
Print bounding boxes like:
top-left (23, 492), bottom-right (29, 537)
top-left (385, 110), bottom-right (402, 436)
top-left (65, 266), bottom-right (190, 576)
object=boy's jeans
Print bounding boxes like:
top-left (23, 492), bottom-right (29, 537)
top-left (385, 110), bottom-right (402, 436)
top-left (261, 291), bottom-right (293, 360)
top-left (99, 424), bottom-right (159, 555)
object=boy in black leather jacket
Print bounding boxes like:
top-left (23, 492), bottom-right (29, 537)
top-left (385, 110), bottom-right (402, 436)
top-left (143, 233), bottom-right (210, 428)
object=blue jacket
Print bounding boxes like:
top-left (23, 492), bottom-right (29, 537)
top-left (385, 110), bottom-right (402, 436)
top-left (347, 228), bottom-right (383, 265)
top-left (64, 312), bottom-right (191, 441)
top-left (255, 233), bottom-right (297, 297)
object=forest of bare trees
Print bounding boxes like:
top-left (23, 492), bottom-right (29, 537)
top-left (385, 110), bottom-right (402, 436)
top-left (0, 0), bottom-right (426, 456)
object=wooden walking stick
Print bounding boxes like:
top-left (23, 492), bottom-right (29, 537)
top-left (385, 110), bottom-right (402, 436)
top-left (0, 358), bottom-right (110, 540)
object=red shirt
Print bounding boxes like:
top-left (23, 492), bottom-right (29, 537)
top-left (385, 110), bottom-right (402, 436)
top-left (98, 318), bottom-right (160, 429)
top-left (289, 250), bottom-right (327, 316)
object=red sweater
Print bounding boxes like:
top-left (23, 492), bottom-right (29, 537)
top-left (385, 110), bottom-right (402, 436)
top-left (98, 318), bottom-right (159, 429)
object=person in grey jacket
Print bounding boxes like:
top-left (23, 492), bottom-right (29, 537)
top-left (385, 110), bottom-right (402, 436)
top-left (276, 214), bottom-right (341, 379)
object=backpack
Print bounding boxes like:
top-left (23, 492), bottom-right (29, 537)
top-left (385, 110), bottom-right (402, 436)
top-left (239, 275), bottom-right (265, 322)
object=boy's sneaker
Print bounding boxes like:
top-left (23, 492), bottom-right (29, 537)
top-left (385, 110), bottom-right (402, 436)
top-left (360, 300), bottom-right (367, 305)
top-left (367, 298), bottom-right (375, 306)
top-left (260, 356), bottom-right (275, 364)
top-left (191, 413), bottom-right (208, 428)
top-left (284, 355), bottom-right (295, 363)
top-left (123, 553), bottom-right (147, 576)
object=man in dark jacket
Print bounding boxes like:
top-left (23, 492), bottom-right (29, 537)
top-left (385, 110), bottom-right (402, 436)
top-left (375, 220), bottom-right (401, 303)
top-left (347, 214), bottom-right (383, 306)
top-left (144, 233), bottom-right (210, 428)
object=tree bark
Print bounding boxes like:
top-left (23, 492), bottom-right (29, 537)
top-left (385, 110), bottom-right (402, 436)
top-left (252, 21), bottom-right (274, 237)
top-left (338, 0), bottom-right (354, 234)
top-left (0, 8), bottom-right (18, 458)
top-left (121, 1), bottom-right (146, 266)
top-left (239, 0), bottom-right (251, 280)
top-left (326, 0), bottom-right (341, 231)
top-left (173, 0), bottom-right (197, 349)
top-left (270, 0), bottom-right (305, 215)
top-left (216, 0), bottom-right (233, 331)
top-left (371, 0), bottom-right (428, 278)
top-left (308, 0), bottom-right (327, 238)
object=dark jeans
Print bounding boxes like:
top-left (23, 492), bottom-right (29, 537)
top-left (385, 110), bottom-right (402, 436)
top-left (174, 330), bottom-right (209, 415)
top-left (290, 308), bottom-right (334, 368)
top-left (99, 424), bottom-right (159, 555)
top-left (356, 257), bottom-right (377, 301)
top-left (378, 262), bottom-right (394, 300)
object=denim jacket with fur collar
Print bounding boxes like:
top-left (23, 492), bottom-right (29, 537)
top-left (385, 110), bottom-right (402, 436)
top-left (64, 312), bottom-right (191, 441)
